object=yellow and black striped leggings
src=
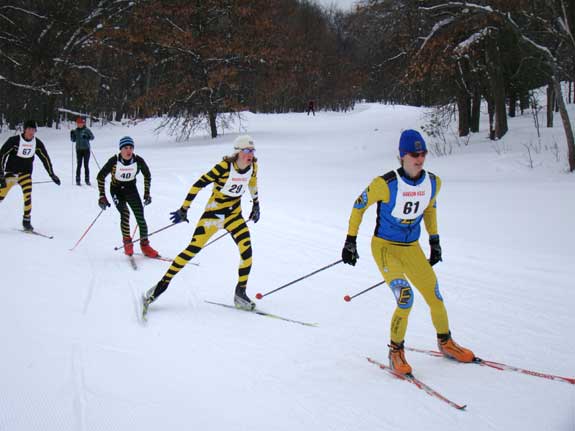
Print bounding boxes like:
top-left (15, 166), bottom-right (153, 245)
top-left (371, 236), bottom-right (450, 344)
top-left (157, 209), bottom-right (252, 296)
top-left (111, 188), bottom-right (148, 240)
top-left (0, 174), bottom-right (32, 221)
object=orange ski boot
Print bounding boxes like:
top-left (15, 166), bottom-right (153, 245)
top-left (438, 332), bottom-right (475, 363)
top-left (388, 341), bottom-right (412, 375)
top-left (140, 239), bottom-right (159, 258)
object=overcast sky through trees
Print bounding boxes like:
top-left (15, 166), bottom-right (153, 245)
top-left (315, 0), bottom-right (358, 11)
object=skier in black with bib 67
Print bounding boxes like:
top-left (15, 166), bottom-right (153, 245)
top-left (96, 136), bottom-right (159, 258)
top-left (0, 120), bottom-right (60, 231)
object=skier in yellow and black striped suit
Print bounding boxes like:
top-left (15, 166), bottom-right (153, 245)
top-left (0, 120), bottom-right (60, 232)
top-left (144, 135), bottom-right (260, 311)
top-left (341, 129), bottom-right (474, 375)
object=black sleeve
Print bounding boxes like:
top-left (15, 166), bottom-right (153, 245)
top-left (35, 139), bottom-right (56, 176)
top-left (86, 128), bottom-right (94, 140)
top-left (70, 130), bottom-right (76, 142)
top-left (97, 156), bottom-right (116, 196)
top-left (137, 155), bottom-right (151, 196)
top-left (0, 138), bottom-right (16, 178)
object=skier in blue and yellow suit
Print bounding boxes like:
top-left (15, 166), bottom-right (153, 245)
top-left (144, 135), bottom-right (260, 313)
top-left (341, 129), bottom-right (475, 375)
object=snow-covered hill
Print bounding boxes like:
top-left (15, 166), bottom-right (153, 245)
top-left (1, 103), bottom-right (574, 430)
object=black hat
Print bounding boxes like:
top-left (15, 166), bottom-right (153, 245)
top-left (23, 120), bottom-right (37, 130)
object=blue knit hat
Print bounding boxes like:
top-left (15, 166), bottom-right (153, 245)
top-left (399, 129), bottom-right (426, 157)
top-left (119, 136), bottom-right (134, 149)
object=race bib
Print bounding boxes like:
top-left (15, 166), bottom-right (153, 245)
top-left (17, 136), bottom-right (36, 158)
top-left (114, 160), bottom-right (138, 182)
top-left (220, 164), bottom-right (252, 197)
top-left (390, 170), bottom-right (432, 220)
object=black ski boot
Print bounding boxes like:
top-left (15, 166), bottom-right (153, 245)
top-left (234, 285), bottom-right (255, 311)
top-left (22, 218), bottom-right (34, 232)
top-left (143, 281), bottom-right (168, 309)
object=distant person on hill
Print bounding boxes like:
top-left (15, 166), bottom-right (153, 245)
top-left (70, 117), bottom-right (94, 186)
top-left (96, 136), bottom-right (159, 258)
top-left (341, 129), bottom-right (475, 375)
top-left (0, 120), bottom-right (61, 232)
top-left (307, 99), bottom-right (315, 116)
top-left (142, 135), bottom-right (260, 315)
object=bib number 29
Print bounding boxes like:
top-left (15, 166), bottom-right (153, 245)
top-left (229, 184), bottom-right (243, 194)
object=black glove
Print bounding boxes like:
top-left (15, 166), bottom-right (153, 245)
top-left (51, 174), bottom-right (61, 186)
top-left (170, 207), bottom-right (188, 224)
top-left (98, 196), bottom-right (111, 210)
top-left (0, 177), bottom-right (5, 189)
top-left (249, 201), bottom-right (260, 223)
top-left (341, 235), bottom-right (359, 266)
top-left (429, 235), bottom-right (442, 266)
top-left (144, 194), bottom-right (152, 206)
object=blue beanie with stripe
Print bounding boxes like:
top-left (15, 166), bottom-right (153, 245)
top-left (119, 136), bottom-right (134, 149)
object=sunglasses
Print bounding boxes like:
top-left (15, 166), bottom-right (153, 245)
top-left (407, 151), bottom-right (427, 158)
top-left (240, 148), bottom-right (255, 154)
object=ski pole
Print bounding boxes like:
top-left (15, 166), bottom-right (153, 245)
top-left (256, 259), bottom-right (343, 300)
top-left (113, 222), bottom-right (179, 250)
top-left (71, 141), bottom-right (74, 185)
top-left (203, 219), bottom-right (253, 249)
top-left (343, 280), bottom-right (386, 302)
top-left (32, 180), bottom-right (53, 185)
top-left (91, 150), bottom-right (101, 170)
top-left (204, 229), bottom-right (231, 248)
top-left (69, 209), bottom-right (105, 251)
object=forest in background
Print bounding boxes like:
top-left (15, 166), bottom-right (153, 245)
top-left (1, 0), bottom-right (574, 167)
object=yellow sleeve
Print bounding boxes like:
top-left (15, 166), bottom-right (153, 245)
top-left (182, 161), bottom-right (228, 209)
top-left (423, 175), bottom-right (442, 236)
top-left (347, 176), bottom-right (390, 237)
top-left (249, 162), bottom-right (258, 202)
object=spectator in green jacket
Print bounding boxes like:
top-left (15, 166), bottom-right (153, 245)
top-left (70, 117), bottom-right (94, 186)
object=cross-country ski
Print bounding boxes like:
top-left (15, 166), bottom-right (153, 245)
top-left (367, 357), bottom-right (467, 410)
top-left (405, 346), bottom-right (575, 385)
top-left (205, 300), bottom-right (318, 327)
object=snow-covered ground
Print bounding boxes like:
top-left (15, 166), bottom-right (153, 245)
top-left (1, 101), bottom-right (574, 430)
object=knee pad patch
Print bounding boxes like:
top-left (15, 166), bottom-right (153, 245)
top-left (389, 279), bottom-right (413, 309)
top-left (434, 282), bottom-right (443, 301)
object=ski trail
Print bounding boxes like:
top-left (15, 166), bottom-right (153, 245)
top-left (71, 343), bottom-right (87, 431)
top-left (128, 279), bottom-right (146, 326)
top-left (81, 255), bottom-right (98, 316)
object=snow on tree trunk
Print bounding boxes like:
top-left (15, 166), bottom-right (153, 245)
top-left (551, 77), bottom-right (575, 171)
